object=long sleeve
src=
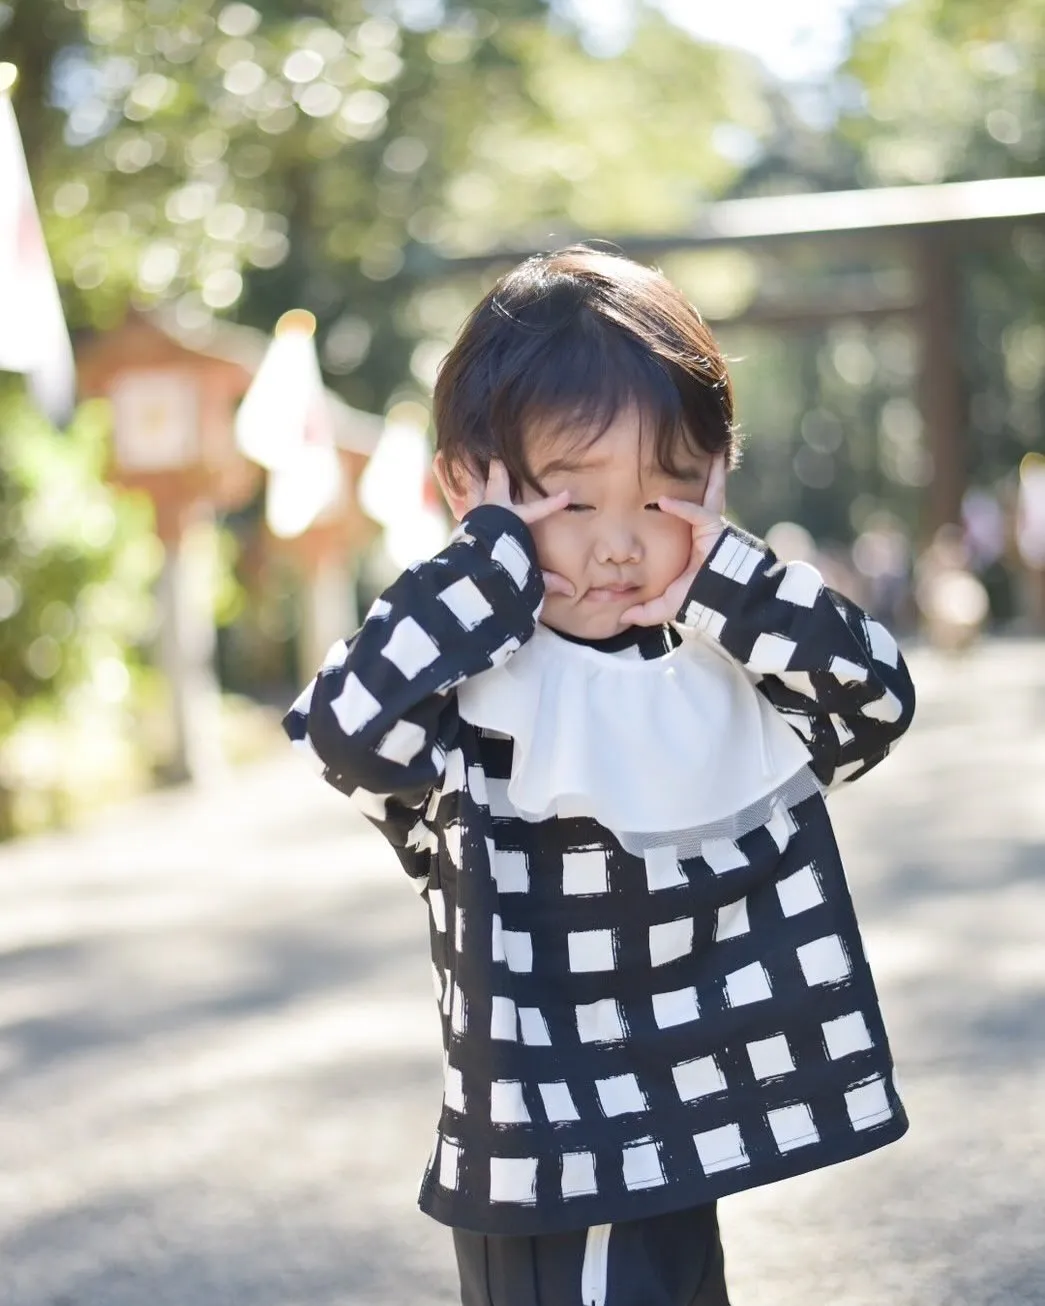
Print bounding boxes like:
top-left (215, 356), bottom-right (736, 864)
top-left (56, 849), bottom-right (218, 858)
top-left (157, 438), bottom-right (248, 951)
top-left (281, 505), bottom-right (544, 880)
top-left (676, 523), bottom-right (916, 789)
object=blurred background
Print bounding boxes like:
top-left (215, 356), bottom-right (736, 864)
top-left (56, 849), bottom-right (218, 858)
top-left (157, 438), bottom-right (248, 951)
top-left (2, 5), bottom-right (1045, 1306)
top-left (2, 0), bottom-right (1045, 832)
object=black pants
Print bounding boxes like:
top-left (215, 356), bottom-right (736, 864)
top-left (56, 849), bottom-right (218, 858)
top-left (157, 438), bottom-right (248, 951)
top-left (453, 1203), bottom-right (730, 1306)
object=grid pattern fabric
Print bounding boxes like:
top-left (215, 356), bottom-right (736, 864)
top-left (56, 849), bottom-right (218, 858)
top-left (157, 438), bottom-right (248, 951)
top-left (283, 507), bottom-right (915, 1236)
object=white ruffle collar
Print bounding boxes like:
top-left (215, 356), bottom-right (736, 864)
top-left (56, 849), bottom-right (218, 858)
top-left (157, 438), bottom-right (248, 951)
top-left (457, 623), bottom-right (812, 834)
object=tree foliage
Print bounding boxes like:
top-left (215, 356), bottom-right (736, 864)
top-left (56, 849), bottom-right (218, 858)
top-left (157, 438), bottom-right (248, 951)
top-left (0, 381), bottom-right (161, 834)
top-left (4, 0), bottom-right (771, 415)
top-left (839, 0), bottom-right (1045, 490)
top-left (844, 0), bottom-right (1045, 186)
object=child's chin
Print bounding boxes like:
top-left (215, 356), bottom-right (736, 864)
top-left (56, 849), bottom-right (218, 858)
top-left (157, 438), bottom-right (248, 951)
top-left (540, 604), bottom-right (630, 640)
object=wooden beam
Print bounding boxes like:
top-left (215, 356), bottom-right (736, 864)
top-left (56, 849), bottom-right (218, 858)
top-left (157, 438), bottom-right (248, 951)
top-left (406, 177), bottom-right (1045, 276)
top-left (707, 293), bottom-right (917, 331)
top-left (914, 231), bottom-right (966, 533)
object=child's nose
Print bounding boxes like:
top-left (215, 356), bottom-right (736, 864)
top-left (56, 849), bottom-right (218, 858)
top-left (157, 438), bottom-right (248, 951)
top-left (594, 522), bottom-right (642, 565)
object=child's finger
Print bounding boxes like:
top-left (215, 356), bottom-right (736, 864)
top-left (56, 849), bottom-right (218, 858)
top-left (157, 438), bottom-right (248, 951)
top-left (702, 454), bottom-right (727, 517)
top-left (657, 496), bottom-right (715, 526)
top-left (619, 597), bottom-right (664, 626)
top-left (542, 569), bottom-right (575, 597)
top-left (517, 489), bottom-right (570, 523)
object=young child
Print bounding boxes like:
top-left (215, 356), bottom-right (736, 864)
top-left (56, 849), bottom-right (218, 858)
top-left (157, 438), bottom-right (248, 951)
top-left (283, 247), bottom-right (916, 1306)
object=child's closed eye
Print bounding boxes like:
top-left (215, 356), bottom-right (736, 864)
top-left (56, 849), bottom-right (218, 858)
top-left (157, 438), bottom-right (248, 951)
top-left (564, 502), bottom-right (664, 512)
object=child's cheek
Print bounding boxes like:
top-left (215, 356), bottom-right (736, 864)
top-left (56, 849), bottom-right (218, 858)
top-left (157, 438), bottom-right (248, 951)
top-left (655, 514), bottom-right (694, 581)
top-left (527, 514), bottom-right (573, 575)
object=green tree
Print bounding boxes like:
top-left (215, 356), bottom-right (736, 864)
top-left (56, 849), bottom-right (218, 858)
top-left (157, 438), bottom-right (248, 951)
top-left (3, 0), bottom-right (772, 414)
top-left (0, 382), bottom-right (160, 835)
top-left (839, 0), bottom-right (1045, 491)
top-left (844, 0), bottom-right (1045, 187)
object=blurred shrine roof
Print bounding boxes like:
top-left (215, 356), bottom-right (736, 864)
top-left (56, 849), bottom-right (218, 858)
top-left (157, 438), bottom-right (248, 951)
top-left (416, 175), bottom-right (1045, 270)
top-left (76, 310), bottom-right (384, 457)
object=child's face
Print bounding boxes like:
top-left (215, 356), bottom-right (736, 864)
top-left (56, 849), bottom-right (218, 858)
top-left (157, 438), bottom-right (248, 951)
top-left (522, 408), bottom-right (710, 639)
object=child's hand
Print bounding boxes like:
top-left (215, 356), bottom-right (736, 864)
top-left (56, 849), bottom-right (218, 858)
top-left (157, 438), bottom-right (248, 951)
top-left (466, 459), bottom-right (575, 597)
top-left (620, 455), bottom-right (727, 626)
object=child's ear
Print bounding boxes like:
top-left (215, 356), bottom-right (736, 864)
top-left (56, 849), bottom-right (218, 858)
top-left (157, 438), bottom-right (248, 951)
top-left (433, 452), bottom-right (481, 522)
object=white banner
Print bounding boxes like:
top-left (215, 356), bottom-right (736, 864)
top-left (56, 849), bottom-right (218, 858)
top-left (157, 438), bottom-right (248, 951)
top-left (234, 312), bottom-right (343, 538)
top-left (0, 93), bottom-right (75, 422)
top-left (359, 422), bottom-right (448, 567)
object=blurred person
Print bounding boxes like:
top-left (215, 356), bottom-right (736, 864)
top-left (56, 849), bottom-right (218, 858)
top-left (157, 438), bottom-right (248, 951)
top-left (961, 486), bottom-right (1013, 627)
top-left (851, 512), bottom-right (912, 632)
top-left (913, 524), bottom-right (989, 651)
top-left (1015, 452), bottom-right (1045, 631)
top-left (283, 249), bottom-right (916, 1306)
top-left (962, 487), bottom-right (1005, 574)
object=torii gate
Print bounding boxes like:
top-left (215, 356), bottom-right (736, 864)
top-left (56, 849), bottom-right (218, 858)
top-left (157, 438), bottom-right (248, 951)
top-left (416, 175), bottom-right (1045, 536)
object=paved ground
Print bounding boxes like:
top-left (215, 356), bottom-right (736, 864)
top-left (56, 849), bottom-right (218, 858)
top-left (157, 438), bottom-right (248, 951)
top-left (1, 638), bottom-right (1043, 1306)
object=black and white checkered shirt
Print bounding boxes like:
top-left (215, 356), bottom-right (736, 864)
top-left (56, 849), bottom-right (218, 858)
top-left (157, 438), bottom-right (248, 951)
top-left (283, 505), bottom-right (915, 1235)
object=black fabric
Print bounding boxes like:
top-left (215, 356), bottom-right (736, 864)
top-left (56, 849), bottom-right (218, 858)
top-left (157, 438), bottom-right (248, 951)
top-left (553, 622), bottom-right (678, 657)
top-left (283, 510), bottom-right (916, 1235)
top-left (453, 1204), bottom-right (729, 1306)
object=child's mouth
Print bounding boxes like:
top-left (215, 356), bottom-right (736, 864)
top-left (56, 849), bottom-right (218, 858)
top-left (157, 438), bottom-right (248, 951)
top-left (582, 584), bottom-right (641, 604)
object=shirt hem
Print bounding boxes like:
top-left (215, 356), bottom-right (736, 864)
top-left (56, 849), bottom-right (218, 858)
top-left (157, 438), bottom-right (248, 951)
top-left (417, 1109), bottom-right (909, 1237)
